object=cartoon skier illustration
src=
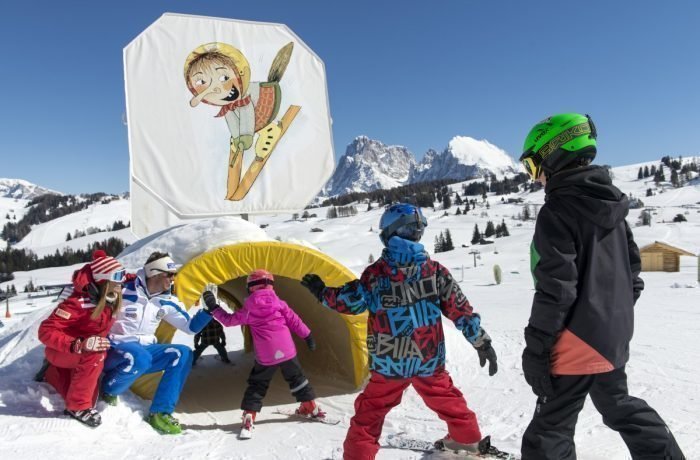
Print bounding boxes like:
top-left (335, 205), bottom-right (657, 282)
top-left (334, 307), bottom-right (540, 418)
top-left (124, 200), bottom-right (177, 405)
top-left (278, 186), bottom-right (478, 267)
top-left (184, 42), bottom-right (300, 201)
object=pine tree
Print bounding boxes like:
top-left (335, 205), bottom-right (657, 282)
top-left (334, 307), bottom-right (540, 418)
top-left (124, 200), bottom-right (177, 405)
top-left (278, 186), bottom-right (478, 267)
top-left (484, 221), bottom-right (496, 237)
top-left (471, 224), bottom-right (481, 244)
top-left (442, 193), bottom-right (452, 210)
top-left (671, 168), bottom-right (679, 187)
top-left (500, 219), bottom-right (510, 237)
top-left (637, 167), bottom-right (643, 180)
top-left (455, 208), bottom-right (462, 215)
top-left (434, 234), bottom-right (443, 254)
top-left (643, 165), bottom-right (650, 177)
top-left (444, 229), bottom-right (454, 251)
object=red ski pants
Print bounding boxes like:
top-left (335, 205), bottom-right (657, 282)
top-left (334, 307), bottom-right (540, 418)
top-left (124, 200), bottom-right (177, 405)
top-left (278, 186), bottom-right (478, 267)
top-left (343, 370), bottom-right (482, 460)
top-left (44, 348), bottom-right (105, 411)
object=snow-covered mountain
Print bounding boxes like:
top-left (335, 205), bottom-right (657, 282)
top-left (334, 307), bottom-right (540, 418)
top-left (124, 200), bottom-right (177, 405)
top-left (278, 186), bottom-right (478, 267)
top-left (323, 136), bottom-right (416, 196)
top-left (0, 178), bottom-right (60, 200)
top-left (323, 136), bottom-right (519, 197)
top-left (409, 136), bottom-right (520, 183)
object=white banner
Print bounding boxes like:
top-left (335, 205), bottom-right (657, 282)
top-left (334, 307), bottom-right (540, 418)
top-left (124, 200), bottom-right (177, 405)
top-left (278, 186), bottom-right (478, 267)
top-left (125, 13), bottom-right (334, 237)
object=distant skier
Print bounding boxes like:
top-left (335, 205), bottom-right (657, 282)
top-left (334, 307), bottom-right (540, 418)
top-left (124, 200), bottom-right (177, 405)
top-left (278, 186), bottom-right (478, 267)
top-left (100, 252), bottom-right (212, 435)
top-left (518, 113), bottom-right (686, 459)
top-left (37, 250), bottom-right (125, 427)
top-left (301, 203), bottom-right (506, 460)
top-left (192, 314), bottom-right (230, 365)
top-left (202, 269), bottom-right (320, 439)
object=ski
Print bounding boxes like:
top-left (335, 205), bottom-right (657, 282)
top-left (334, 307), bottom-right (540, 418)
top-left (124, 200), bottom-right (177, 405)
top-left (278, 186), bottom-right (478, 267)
top-left (385, 433), bottom-right (518, 459)
top-left (273, 408), bottom-right (340, 425)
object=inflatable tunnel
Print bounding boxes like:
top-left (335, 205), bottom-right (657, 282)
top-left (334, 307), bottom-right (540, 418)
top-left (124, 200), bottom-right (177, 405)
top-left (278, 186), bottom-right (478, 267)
top-left (129, 240), bottom-right (369, 400)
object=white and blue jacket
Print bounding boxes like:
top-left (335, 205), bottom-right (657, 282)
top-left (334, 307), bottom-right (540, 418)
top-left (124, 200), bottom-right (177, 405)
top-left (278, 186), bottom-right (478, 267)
top-left (109, 269), bottom-right (211, 345)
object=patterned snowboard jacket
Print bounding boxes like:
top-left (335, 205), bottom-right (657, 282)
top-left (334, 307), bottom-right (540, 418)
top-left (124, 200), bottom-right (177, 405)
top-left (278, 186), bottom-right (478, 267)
top-left (320, 239), bottom-right (483, 378)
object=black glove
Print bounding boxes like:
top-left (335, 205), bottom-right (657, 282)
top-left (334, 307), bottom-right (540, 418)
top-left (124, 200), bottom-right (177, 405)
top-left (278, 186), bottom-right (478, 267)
top-left (301, 274), bottom-right (326, 302)
top-left (304, 334), bottom-right (317, 351)
top-left (472, 328), bottom-right (498, 376)
top-left (522, 326), bottom-right (556, 397)
top-left (202, 291), bottom-right (220, 314)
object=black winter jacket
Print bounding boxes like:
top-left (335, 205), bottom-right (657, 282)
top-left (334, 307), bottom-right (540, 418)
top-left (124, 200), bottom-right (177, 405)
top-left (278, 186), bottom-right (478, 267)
top-left (528, 165), bottom-right (644, 375)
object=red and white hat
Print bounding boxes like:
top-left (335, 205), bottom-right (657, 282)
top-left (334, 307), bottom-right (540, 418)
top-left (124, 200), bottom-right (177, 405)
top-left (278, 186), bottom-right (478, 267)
top-left (90, 250), bottom-right (126, 284)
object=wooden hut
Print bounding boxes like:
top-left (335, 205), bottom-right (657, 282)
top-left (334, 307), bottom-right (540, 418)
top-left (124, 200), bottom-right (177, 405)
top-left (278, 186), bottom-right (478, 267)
top-left (639, 241), bottom-right (695, 272)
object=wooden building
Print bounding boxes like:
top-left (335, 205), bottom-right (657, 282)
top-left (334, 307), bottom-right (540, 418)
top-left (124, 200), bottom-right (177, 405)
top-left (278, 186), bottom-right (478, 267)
top-left (639, 241), bottom-right (695, 272)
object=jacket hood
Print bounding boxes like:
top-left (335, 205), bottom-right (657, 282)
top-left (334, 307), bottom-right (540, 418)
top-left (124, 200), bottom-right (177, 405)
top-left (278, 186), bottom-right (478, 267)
top-left (545, 165), bottom-right (629, 229)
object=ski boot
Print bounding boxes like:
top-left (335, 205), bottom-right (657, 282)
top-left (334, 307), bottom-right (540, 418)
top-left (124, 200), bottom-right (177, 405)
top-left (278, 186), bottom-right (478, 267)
top-left (147, 412), bottom-right (182, 435)
top-left (64, 408), bottom-right (102, 427)
top-left (100, 393), bottom-right (118, 406)
top-left (239, 410), bottom-right (256, 439)
top-left (296, 400), bottom-right (326, 419)
top-left (435, 434), bottom-right (515, 459)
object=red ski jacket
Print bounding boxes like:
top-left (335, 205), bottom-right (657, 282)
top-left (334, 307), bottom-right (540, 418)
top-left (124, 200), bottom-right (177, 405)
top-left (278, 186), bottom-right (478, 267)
top-left (39, 292), bottom-right (116, 354)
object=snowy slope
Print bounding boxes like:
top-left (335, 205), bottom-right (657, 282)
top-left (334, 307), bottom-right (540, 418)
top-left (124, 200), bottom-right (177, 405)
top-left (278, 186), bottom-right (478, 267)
top-left (0, 161), bottom-right (698, 459)
top-left (9, 197), bottom-right (136, 258)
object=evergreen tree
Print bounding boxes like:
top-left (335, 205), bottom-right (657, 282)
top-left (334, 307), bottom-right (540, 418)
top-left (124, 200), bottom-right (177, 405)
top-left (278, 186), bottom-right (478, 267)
top-left (500, 220), bottom-right (510, 237)
top-left (471, 224), bottom-right (481, 244)
top-left (643, 165), bottom-right (650, 177)
top-left (455, 208), bottom-right (462, 215)
top-left (637, 167), bottom-right (643, 180)
top-left (650, 164), bottom-right (657, 176)
top-left (484, 221), bottom-right (496, 237)
top-left (434, 235), bottom-right (443, 254)
top-left (671, 168), bottom-right (679, 187)
top-left (443, 229), bottom-right (454, 251)
top-left (66, 233), bottom-right (72, 241)
top-left (442, 193), bottom-right (452, 210)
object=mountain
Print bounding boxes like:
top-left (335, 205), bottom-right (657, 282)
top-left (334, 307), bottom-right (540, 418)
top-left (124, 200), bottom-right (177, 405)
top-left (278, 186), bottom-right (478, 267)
top-left (409, 136), bottom-right (519, 183)
top-left (322, 135), bottom-right (520, 197)
top-left (0, 178), bottom-right (60, 200)
top-left (322, 136), bottom-right (416, 196)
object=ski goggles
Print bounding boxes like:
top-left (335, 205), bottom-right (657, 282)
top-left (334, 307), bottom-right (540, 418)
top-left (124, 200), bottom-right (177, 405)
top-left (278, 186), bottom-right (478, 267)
top-left (106, 269), bottom-right (127, 284)
top-left (519, 153), bottom-right (541, 181)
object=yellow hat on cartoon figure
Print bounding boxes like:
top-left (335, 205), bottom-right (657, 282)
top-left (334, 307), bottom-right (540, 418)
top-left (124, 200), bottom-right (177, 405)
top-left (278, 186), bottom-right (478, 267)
top-left (184, 42), bottom-right (251, 96)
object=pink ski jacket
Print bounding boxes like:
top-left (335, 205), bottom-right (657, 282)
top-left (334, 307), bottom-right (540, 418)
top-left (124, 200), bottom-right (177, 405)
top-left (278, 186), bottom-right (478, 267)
top-left (212, 289), bottom-right (311, 366)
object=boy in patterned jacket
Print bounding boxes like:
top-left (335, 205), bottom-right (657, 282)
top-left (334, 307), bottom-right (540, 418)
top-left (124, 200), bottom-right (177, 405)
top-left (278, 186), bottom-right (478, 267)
top-left (301, 203), bottom-right (500, 460)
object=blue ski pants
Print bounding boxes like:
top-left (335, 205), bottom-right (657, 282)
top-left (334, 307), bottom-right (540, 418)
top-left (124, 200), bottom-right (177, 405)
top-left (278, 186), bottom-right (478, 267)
top-left (101, 342), bottom-right (193, 414)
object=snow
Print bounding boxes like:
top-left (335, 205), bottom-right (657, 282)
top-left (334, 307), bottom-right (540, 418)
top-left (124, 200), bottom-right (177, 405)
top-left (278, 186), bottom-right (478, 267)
top-left (1, 161), bottom-right (699, 459)
top-left (447, 136), bottom-right (519, 173)
top-left (13, 197), bottom-right (133, 254)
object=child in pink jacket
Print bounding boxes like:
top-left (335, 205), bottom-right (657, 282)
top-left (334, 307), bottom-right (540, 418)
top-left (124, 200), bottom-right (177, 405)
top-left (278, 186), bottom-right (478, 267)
top-left (202, 269), bottom-right (322, 436)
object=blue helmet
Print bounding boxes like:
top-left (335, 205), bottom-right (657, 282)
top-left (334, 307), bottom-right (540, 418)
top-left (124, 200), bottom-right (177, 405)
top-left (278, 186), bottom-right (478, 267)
top-left (379, 203), bottom-right (428, 245)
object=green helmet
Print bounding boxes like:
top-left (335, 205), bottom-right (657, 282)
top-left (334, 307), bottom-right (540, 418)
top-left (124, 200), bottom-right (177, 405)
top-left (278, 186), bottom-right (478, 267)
top-left (519, 113), bottom-right (597, 180)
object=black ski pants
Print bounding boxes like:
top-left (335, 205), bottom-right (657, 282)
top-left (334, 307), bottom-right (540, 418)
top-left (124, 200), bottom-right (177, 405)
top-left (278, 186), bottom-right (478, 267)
top-left (522, 366), bottom-right (685, 460)
top-left (241, 357), bottom-right (316, 412)
top-left (192, 342), bottom-right (229, 364)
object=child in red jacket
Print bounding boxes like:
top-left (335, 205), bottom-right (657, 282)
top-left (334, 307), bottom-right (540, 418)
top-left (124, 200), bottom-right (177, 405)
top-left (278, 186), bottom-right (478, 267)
top-left (38, 250), bottom-right (126, 427)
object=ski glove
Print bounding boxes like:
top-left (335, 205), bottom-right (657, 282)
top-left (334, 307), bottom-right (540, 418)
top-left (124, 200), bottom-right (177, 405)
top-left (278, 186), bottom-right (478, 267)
top-left (472, 328), bottom-right (498, 376)
top-left (522, 326), bottom-right (556, 397)
top-left (72, 336), bottom-right (110, 353)
top-left (305, 334), bottom-right (317, 351)
top-left (202, 291), bottom-right (220, 314)
top-left (301, 274), bottom-right (326, 302)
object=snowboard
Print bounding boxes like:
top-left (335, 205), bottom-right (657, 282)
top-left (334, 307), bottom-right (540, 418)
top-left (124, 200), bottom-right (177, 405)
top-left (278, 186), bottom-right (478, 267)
top-left (385, 433), bottom-right (518, 459)
top-left (273, 408), bottom-right (341, 425)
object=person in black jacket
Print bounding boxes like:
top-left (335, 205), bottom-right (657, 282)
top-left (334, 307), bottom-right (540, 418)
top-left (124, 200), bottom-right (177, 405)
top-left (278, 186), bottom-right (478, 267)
top-left (193, 317), bottom-right (230, 365)
top-left (517, 113), bottom-right (685, 460)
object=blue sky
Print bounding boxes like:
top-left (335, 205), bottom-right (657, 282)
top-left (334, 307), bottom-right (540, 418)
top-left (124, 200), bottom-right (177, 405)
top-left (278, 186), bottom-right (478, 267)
top-left (1, 0), bottom-right (699, 194)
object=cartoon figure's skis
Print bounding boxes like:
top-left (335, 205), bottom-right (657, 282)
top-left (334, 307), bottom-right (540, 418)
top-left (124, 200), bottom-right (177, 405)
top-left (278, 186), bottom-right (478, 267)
top-left (185, 42), bottom-right (300, 201)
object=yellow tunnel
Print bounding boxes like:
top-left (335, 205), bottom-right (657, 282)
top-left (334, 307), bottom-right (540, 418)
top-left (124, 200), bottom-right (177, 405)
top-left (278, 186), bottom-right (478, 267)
top-left (130, 241), bottom-right (369, 400)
